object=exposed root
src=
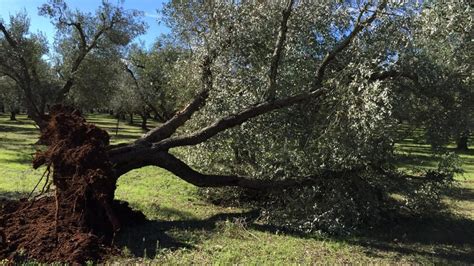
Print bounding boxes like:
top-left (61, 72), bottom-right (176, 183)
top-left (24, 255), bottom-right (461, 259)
top-left (27, 164), bottom-right (50, 200)
top-left (0, 105), bottom-right (146, 263)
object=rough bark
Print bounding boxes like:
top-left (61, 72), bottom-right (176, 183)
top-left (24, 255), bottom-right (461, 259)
top-left (153, 89), bottom-right (327, 150)
top-left (109, 146), bottom-right (322, 189)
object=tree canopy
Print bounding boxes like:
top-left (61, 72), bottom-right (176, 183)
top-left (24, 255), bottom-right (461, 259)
top-left (0, 0), bottom-right (472, 237)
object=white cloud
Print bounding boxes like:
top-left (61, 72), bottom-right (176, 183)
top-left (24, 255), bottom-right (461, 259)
top-left (144, 12), bottom-right (161, 20)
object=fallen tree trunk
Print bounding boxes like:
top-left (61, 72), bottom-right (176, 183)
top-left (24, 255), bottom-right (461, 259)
top-left (0, 105), bottom-right (332, 263)
top-left (0, 2), bottom-right (390, 263)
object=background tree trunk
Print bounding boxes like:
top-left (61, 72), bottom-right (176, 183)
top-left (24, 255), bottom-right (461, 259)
top-left (140, 113), bottom-right (148, 130)
top-left (457, 131), bottom-right (469, 151)
top-left (9, 111), bottom-right (16, 121)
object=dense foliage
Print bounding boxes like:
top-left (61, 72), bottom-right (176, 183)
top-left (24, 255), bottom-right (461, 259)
top-left (163, 1), bottom-right (470, 234)
top-left (0, 1), bottom-right (471, 235)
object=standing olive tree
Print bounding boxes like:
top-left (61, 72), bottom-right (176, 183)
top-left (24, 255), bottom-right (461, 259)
top-left (0, 0), bottom-right (145, 128)
top-left (112, 41), bottom-right (190, 129)
top-left (0, 76), bottom-right (22, 120)
top-left (409, 2), bottom-right (472, 150)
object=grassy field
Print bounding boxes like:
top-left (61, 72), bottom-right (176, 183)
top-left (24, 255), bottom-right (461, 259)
top-left (0, 113), bottom-right (473, 264)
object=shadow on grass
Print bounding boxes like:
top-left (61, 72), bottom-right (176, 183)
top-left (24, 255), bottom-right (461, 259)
top-left (0, 148), bottom-right (34, 165)
top-left (445, 185), bottom-right (474, 201)
top-left (0, 156), bottom-right (33, 166)
top-left (395, 147), bottom-right (474, 171)
top-left (115, 210), bottom-right (260, 259)
top-left (155, 206), bottom-right (198, 220)
top-left (0, 125), bottom-right (38, 134)
top-left (116, 205), bottom-right (473, 263)
top-left (351, 214), bottom-right (474, 264)
top-left (0, 119), bottom-right (31, 126)
top-left (0, 190), bottom-right (28, 200)
top-left (395, 153), bottom-right (439, 166)
top-left (0, 136), bottom-right (33, 145)
top-left (396, 142), bottom-right (474, 156)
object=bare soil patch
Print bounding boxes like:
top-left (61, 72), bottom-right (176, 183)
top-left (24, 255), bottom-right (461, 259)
top-left (0, 106), bottom-right (145, 263)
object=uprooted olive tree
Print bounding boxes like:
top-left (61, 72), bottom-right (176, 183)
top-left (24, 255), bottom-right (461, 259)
top-left (1, 0), bottom-right (468, 263)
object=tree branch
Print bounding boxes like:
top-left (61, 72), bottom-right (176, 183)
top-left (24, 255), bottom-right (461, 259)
top-left (0, 22), bottom-right (18, 48)
top-left (138, 52), bottom-right (215, 144)
top-left (124, 63), bottom-right (167, 122)
top-left (67, 21), bottom-right (87, 49)
top-left (153, 88), bottom-right (327, 150)
top-left (140, 89), bottom-right (209, 144)
top-left (313, 1), bottom-right (387, 89)
top-left (109, 2), bottom-right (390, 189)
top-left (153, 152), bottom-right (319, 189)
top-left (147, 2), bottom-right (387, 151)
top-left (55, 18), bottom-right (117, 102)
top-left (368, 69), bottom-right (419, 85)
top-left (156, 2), bottom-right (383, 149)
top-left (265, 0), bottom-right (294, 100)
top-left (0, 62), bottom-right (21, 84)
top-left (111, 149), bottom-right (325, 189)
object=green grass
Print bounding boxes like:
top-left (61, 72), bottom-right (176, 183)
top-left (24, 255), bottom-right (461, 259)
top-left (394, 127), bottom-right (474, 180)
top-left (0, 113), bottom-right (473, 264)
top-left (394, 129), bottom-right (474, 222)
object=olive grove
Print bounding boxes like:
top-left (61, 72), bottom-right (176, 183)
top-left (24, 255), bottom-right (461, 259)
top-left (0, 0), bottom-right (472, 235)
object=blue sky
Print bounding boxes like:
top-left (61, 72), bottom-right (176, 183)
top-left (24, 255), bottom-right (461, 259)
top-left (0, 0), bottom-right (170, 48)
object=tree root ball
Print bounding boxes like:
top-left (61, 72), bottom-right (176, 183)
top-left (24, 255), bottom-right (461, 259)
top-left (0, 105), bottom-right (145, 263)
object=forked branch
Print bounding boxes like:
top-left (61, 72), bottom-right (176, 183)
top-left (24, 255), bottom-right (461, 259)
top-left (153, 88), bottom-right (327, 150)
top-left (110, 2), bottom-right (389, 191)
top-left (149, 1), bottom-right (387, 150)
top-left (139, 51), bottom-right (216, 144)
top-left (313, 0), bottom-right (387, 88)
top-left (55, 16), bottom-right (120, 102)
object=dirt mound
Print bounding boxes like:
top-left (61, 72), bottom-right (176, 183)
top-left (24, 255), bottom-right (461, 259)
top-left (0, 105), bottom-right (145, 263)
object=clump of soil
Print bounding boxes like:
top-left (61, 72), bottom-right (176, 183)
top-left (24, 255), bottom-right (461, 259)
top-left (0, 105), bottom-right (145, 263)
